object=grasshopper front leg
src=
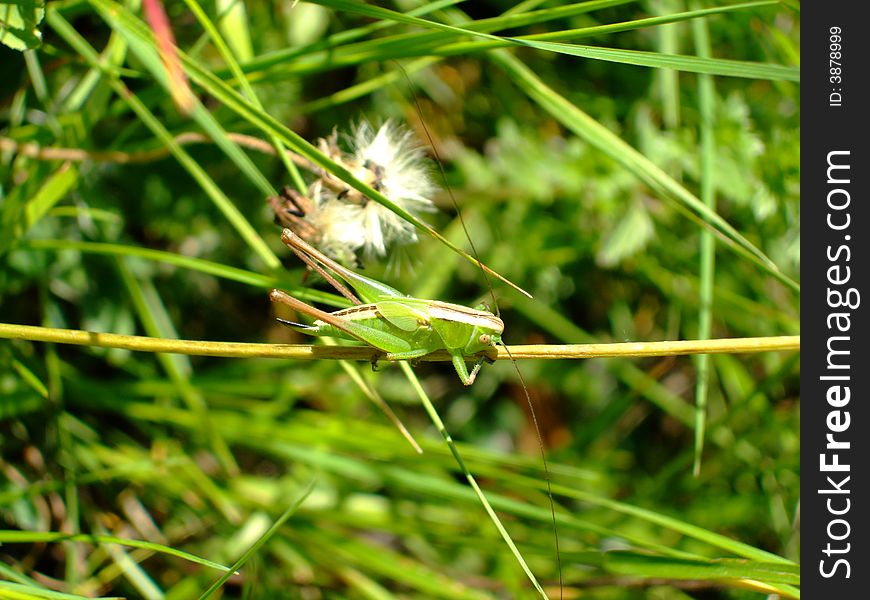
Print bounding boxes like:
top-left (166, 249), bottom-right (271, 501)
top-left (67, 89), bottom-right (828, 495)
top-left (449, 352), bottom-right (484, 386)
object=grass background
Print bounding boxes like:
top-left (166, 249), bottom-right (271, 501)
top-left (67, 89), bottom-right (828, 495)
top-left (1, 1), bottom-right (799, 598)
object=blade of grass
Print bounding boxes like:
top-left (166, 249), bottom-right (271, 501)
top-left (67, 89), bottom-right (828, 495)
top-left (692, 3), bottom-right (716, 476)
top-left (116, 256), bottom-right (240, 479)
top-left (181, 0), bottom-right (306, 193)
top-left (198, 479), bottom-right (316, 600)
top-left (398, 362), bottom-right (550, 599)
top-left (46, 8), bottom-right (282, 271)
top-left (504, 41), bottom-right (799, 81)
top-left (651, 0), bottom-right (682, 129)
top-left (0, 581), bottom-right (122, 600)
top-left (10, 359), bottom-right (49, 399)
top-left (0, 531), bottom-right (231, 572)
top-left (214, 0), bottom-right (252, 62)
top-left (95, 521), bottom-right (164, 600)
top-left (20, 238), bottom-right (349, 307)
top-left (304, 0), bottom-right (798, 81)
top-left (490, 50), bottom-right (798, 293)
top-left (82, 0), bottom-right (532, 298)
top-left (595, 551), bottom-right (800, 584)
top-left (23, 162), bottom-right (78, 231)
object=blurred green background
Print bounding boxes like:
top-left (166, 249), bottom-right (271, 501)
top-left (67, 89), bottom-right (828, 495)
top-left (1, 1), bottom-right (799, 598)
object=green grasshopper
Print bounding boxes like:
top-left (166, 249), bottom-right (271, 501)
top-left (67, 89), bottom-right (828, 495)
top-left (270, 228), bottom-right (503, 385)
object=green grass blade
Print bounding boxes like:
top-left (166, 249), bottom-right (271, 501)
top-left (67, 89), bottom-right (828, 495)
top-left (24, 163), bottom-right (78, 231)
top-left (515, 41), bottom-right (799, 81)
top-left (198, 479), bottom-right (316, 600)
top-left (20, 238), bottom-right (348, 307)
top-left (0, 581), bottom-right (122, 599)
top-left (398, 362), bottom-right (550, 599)
top-left (491, 50), bottom-right (798, 292)
top-left (0, 531), bottom-right (232, 572)
top-left (79, 0), bottom-right (530, 297)
top-left (692, 2), bottom-right (716, 476)
top-left (597, 551), bottom-right (800, 584)
top-left (46, 7), bottom-right (282, 271)
top-left (549, 482), bottom-right (796, 564)
top-left (306, 0), bottom-right (797, 81)
top-left (10, 358), bottom-right (49, 399)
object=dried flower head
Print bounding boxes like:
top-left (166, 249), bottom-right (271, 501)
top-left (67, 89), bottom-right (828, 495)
top-left (274, 120), bottom-right (436, 264)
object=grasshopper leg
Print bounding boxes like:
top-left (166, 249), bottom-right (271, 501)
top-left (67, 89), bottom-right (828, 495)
top-left (385, 348), bottom-right (431, 362)
top-left (467, 355), bottom-right (487, 385)
top-left (372, 348), bottom-right (432, 373)
top-left (451, 353), bottom-right (473, 386)
top-left (450, 353), bottom-right (489, 386)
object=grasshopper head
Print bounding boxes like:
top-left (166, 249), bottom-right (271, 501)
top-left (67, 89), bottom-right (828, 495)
top-left (464, 312), bottom-right (504, 355)
top-left (478, 331), bottom-right (501, 348)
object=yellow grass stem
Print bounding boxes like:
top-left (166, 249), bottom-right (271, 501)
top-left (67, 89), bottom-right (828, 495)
top-left (1, 322), bottom-right (799, 361)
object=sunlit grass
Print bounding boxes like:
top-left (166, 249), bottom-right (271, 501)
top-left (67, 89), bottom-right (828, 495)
top-left (1, 1), bottom-right (799, 598)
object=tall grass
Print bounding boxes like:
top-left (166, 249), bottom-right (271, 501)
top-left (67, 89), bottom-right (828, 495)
top-left (1, 1), bottom-right (799, 598)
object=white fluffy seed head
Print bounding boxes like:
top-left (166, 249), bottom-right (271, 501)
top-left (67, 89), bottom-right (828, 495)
top-left (349, 120), bottom-right (436, 258)
top-left (299, 120), bottom-right (437, 263)
top-left (303, 181), bottom-right (365, 266)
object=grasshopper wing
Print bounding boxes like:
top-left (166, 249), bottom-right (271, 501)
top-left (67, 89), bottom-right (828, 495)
top-left (271, 289), bottom-right (407, 350)
top-left (374, 301), bottom-right (431, 332)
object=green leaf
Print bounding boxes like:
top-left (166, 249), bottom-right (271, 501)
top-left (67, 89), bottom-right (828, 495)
top-left (598, 200), bottom-right (655, 267)
top-left (0, 0), bottom-right (45, 50)
top-left (24, 163), bottom-right (79, 231)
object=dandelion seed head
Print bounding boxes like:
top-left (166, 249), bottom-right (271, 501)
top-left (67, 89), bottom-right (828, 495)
top-left (352, 120), bottom-right (436, 210)
top-left (303, 181), bottom-right (366, 265)
top-left (291, 120), bottom-right (437, 264)
top-left (348, 120), bottom-right (436, 259)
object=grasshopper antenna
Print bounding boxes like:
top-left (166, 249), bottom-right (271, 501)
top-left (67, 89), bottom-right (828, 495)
top-left (395, 63), bottom-right (501, 317)
top-left (397, 62), bottom-right (563, 597)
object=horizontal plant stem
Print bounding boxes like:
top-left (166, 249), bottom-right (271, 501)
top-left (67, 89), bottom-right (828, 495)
top-left (0, 132), bottom-right (314, 169)
top-left (1, 323), bottom-right (799, 361)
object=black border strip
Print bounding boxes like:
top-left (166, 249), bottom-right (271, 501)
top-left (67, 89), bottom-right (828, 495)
top-left (803, 3), bottom-right (868, 596)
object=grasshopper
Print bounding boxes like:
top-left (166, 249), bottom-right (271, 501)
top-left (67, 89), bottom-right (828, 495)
top-left (270, 228), bottom-right (503, 385)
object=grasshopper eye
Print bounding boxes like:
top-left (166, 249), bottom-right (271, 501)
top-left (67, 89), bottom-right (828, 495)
top-left (479, 334), bottom-right (491, 345)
